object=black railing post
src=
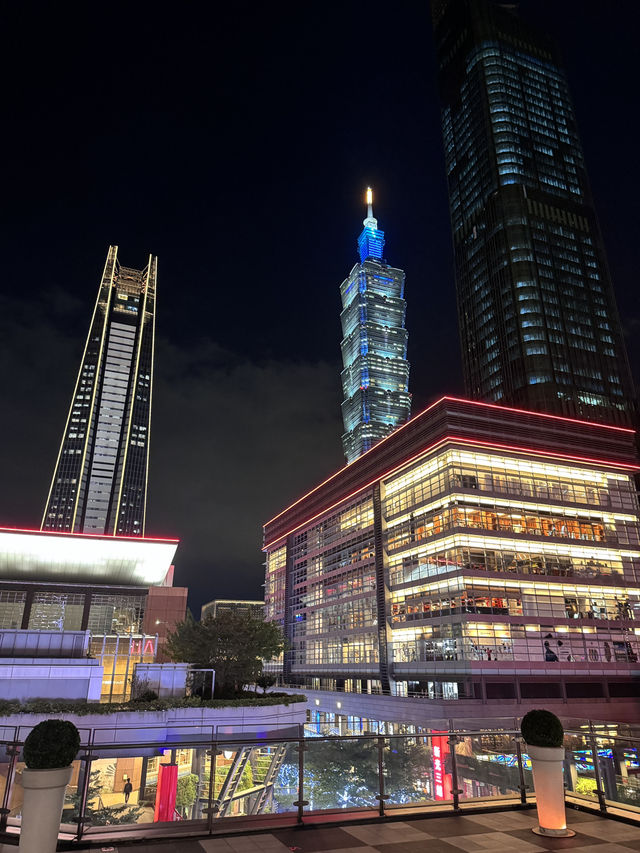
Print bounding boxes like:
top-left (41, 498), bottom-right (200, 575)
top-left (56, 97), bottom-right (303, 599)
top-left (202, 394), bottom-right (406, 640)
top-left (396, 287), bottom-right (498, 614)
top-left (75, 751), bottom-right (94, 842)
top-left (588, 721), bottom-right (607, 814)
top-left (0, 741), bottom-right (19, 832)
top-left (293, 725), bottom-right (308, 824)
top-left (205, 740), bottom-right (217, 834)
top-left (515, 736), bottom-right (528, 805)
top-left (376, 735), bottom-right (387, 817)
top-left (448, 728), bottom-right (461, 813)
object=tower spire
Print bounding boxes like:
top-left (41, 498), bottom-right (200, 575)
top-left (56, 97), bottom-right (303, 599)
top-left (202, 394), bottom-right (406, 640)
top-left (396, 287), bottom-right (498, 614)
top-left (358, 186), bottom-right (384, 262)
top-left (363, 186), bottom-right (377, 231)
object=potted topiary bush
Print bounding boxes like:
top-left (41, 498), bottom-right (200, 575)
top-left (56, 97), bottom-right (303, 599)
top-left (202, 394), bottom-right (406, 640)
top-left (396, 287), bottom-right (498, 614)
top-left (521, 709), bottom-right (574, 837)
top-left (19, 719), bottom-right (81, 853)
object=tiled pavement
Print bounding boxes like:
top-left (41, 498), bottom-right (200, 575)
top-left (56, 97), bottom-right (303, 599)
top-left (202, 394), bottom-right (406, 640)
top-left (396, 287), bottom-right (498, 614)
top-left (67, 808), bottom-right (640, 853)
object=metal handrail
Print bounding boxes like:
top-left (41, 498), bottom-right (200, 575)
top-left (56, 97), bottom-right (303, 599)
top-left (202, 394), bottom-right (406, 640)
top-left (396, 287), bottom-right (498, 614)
top-left (2, 719), bottom-right (640, 844)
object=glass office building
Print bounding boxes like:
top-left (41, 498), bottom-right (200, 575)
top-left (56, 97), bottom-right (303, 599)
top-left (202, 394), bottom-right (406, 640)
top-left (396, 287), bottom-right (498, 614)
top-left (200, 599), bottom-right (264, 621)
top-left (340, 189), bottom-right (411, 463)
top-left (42, 246), bottom-right (157, 536)
top-left (431, 0), bottom-right (636, 425)
top-left (265, 397), bottom-right (640, 716)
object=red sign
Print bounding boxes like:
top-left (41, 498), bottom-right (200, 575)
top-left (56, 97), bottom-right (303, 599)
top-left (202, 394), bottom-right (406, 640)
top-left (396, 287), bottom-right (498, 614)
top-left (432, 732), bottom-right (453, 801)
top-left (154, 763), bottom-right (178, 822)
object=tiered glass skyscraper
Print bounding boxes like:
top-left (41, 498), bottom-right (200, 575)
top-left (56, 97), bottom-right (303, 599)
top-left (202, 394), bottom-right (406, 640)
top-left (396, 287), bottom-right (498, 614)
top-left (42, 246), bottom-right (156, 536)
top-left (340, 189), bottom-right (411, 463)
top-left (431, 0), bottom-right (636, 425)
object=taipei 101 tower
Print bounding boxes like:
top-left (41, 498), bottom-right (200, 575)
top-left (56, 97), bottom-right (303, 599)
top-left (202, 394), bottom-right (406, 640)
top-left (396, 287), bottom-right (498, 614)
top-left (339, 189), bottom-right (411, 464)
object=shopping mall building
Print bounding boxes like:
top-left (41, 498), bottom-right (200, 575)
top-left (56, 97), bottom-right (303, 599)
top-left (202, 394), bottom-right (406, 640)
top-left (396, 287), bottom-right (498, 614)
top-left (264, 397), bottom-right (640, 716)
top-left (0, 527), bottom-right (185, 701)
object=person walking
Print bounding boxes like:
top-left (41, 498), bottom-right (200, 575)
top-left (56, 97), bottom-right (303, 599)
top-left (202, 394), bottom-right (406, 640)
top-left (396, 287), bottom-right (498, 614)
top-left (123, 779), bottom-right (133, 803)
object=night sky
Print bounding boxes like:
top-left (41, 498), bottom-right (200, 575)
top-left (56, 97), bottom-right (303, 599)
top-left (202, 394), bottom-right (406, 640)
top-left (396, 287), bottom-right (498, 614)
top-left (2, 2), bottom-right (640, 613)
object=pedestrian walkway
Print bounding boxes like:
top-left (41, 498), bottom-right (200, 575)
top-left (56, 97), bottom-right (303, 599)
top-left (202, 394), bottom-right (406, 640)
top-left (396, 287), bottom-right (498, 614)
top-left (65, 807), bottom-right (640, 853)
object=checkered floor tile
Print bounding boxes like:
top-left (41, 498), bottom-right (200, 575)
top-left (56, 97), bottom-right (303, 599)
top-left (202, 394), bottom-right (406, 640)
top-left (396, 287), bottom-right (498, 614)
top-left (65, 808), bottom-right (640, 853)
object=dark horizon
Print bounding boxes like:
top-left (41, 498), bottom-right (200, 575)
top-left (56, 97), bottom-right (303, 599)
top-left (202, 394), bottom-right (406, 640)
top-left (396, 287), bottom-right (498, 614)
top-left (1, 1), bottom-right (639, 613)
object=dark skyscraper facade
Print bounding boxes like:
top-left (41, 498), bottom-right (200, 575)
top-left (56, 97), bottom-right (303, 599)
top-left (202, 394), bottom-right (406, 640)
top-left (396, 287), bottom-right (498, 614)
top-left (340, 189), bottom-right (411, 463)
top-left (432, 0), bottom-right (635, 425)
top-left (42, 246), bottom-right (156, 536)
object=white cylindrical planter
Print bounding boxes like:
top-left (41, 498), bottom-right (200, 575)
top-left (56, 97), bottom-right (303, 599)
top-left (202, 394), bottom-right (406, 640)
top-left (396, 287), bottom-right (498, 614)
top-left (527, 744), bottom-right (575, 837)
top-left (18, 766), bottom-right (73, 853)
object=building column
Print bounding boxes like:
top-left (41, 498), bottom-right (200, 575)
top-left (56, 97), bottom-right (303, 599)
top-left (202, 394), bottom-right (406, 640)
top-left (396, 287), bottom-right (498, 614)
top-left (372, 484), bottom-right (391, 694)
top-left (139, 756), bottom-right (149, 801)
top-left (21, 589), bottom-right (34, 629)
top-left (81, 593), bottom-right (92, 631)
top-left (283, 536), bottom-right (294, 681)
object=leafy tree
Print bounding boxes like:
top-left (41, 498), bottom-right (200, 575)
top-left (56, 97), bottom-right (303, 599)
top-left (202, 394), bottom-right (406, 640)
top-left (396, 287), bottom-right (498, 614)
top-left (166, 611), bottom-right (285, 697)
top-left (175, 773), bottom-right (199, 817)
top-left (290, 738), bottom-right (431, 810)
top-left (575, 777), bottom-right (597, 797)
top-left (256, 674), bottom-right (276, 693)
top-left (65, 770), bottom-right (143, 826)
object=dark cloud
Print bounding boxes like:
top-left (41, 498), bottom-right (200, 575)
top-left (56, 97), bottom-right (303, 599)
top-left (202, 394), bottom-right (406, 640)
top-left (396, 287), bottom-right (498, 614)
top-left (149, 340), bottom-right (344, 606)
top-left (0, 290), bottom-right (344, 610)
top-left (0, 291), bottom-right (84, 529)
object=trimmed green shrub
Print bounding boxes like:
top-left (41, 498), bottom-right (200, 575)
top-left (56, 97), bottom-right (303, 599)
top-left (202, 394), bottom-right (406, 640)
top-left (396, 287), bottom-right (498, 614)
top-left (23, 719), bottom-right (81, 769)
top-left (521, 709), bottom-right (564, 748)
top-left (0, 693), bottom-right (306, 717)
top-left (130, 689), bottom-right (159, 703)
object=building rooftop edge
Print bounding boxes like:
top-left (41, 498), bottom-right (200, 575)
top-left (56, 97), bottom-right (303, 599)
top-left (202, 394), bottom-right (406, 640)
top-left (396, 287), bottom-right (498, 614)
top-left (263, 433), bottom-right (640, 551)
top-left (265, 395), bottom-right (637, 531)
top-left (0, 526), bottom-right (179, 544)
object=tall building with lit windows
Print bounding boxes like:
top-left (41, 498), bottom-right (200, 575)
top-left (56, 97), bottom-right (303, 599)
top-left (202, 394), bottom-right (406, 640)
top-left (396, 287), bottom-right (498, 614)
top-left (42, 246), bottom-right (156, 536)
top-left (431, 1), bottom-right (636, 425)
top-left (265, 397), bottom-right (640, 720)
top-left (340, 189), bottom-right (411, 464)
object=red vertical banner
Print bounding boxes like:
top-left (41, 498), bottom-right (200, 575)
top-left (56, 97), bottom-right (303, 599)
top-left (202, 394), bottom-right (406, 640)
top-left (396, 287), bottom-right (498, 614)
top-left (154, 763), bottom-right (178, 822)
top-left (432, 732), bottom-right (453, 801)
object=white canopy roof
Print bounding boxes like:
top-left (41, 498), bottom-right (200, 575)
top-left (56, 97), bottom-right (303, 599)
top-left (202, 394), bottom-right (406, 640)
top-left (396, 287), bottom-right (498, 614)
top-left (0, 527), bottom-right (179, 587)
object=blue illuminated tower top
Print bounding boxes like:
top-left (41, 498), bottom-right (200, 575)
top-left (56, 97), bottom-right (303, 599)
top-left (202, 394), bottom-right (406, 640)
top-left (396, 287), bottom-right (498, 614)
top-left (340, 189), bottom-right (411, 464)
top-left (357, 187), bottom-right (385, 262)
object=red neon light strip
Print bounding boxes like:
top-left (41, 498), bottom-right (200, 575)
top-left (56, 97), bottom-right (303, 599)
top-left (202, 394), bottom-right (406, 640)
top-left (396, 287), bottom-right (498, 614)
top-left (265, 395), bottom-right (635, 527)
top-left (443, 395), bottom-right (636, 434)
top-left (263, 434), bottom-right (639, 550)
top-left (0, 526), bottom-right (179, 544)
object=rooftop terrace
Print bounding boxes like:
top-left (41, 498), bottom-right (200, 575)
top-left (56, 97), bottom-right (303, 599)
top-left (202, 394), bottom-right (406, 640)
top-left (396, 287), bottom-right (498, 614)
top-left (56, 806), bottom-right (640, 852)
top-left (3, 719), bottom-right (640, 850)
